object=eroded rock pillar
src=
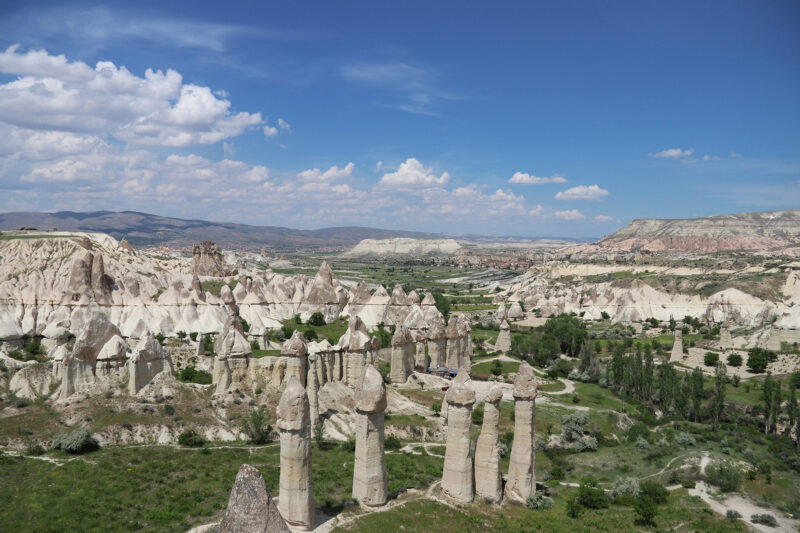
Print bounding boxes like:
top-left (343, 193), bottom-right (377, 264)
top-left (474, 386), bottom-right (503, 503)
top-left (352, 365), bottom-right (388, 506)
top-left (504, 362), bottom-right (538, 503)
top-left (277, 377), bottom-right (314, 530)
top-left (441, 369), bottom-right (476, 503)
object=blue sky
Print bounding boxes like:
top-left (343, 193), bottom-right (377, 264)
top-left (0, 1), bottom-right (797, 238)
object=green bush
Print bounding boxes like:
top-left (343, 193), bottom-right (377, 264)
top-left (750, 514), bottom-right (778, 527)
top-left (154, 333), bottom-right (165, 345)
top-left (308, 312), bottom-right (326, 326)
top-left (176, 331), bottom-right (187, 340)
top-left (241, 408), bottom-right (271, 445)
top-left (385, 435), bottom-right (402, 450)
top-left (577, 477), bottom-right (608, 509)
top-left (177, 429), bottom-right (207, 447)
top-left (706, 460), bottom-right (743, 492)
top-left (189, 332), bottom-right (198, 341)
top-left (726, 353), bottom-right (742, 367)
top-left (25, 443), bottom-right (46, 455)
top-left (472, 402), bottom-right (484, 425)
top-left (634, 495), bottom-right (657, 525)
top-left (52, 428), bottom-right (99, 454)
top-left (250, 340), bottom-right (259, 352)
top-left (526, 491), bottom-right (554, 510)
top-left (639, 480), bottom-right (668, 504)
top-left (566, 496), bottom-right (582, 518)
top-left (704, 352), bottom-right (719, 366)
top-left (177, 366), bottom-right (212, 385)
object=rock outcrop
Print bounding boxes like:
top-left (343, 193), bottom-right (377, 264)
top-left (219, 464), bottom-right (290, 533)
top-left (426, 317), bottom-right (447, 368)
top-left (389, 325), bottom-right (415, 383)
top-left (128, 332), bottom-right (173, 395)
top-left (495, 320), bottom-right (512, 353)
top-left (192, 240), bottom-right (234, 276)
top-left (474, 385), bottom-right (503, 503)
top-left (213, 316), bottom-right (252, 395)
top-left (441, 369), bottom-right (476, 503)
top-left (281, 330), bottom-right (309, 387)
top-left (505, 362), bottom-right (538, 503)
top-left (353, 365), bottom-right (388, 506)
top-left (277, 377), bottom-right (314, 530)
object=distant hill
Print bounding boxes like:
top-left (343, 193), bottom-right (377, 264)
top-left (0, 211), bottom-right (440, 250)
top-left (564, 209), bottom-right (800, 254)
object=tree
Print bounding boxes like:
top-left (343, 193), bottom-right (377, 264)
top-left (762, 373), bottom-right (776, 434)
top-left (491, 359), bottom-right (503, 376)
top-left (241, 408), bottom-right (271, 444)
top-left (634, 496), bottom-right (657, 526)
top-left (432, 291), bottom-right (451, 317)
top-left (176, 330), bottom-right (187, 340)
top-left (727, 353), bottom-right (742, 367)
top-left (747, 348), bottom-right (775, 374)
top-left (704, 352), bottom-right (719, 366)
top-left (313, 421), bottom-right (325, 448)
top-left (690, 367), bottom-right (704, 422)
top-left (308, 312), bottom-right (326, 326)
top-left (543, 314), bottom-right (588, 357)
top-left (713, 362), bottom-right (727, 429)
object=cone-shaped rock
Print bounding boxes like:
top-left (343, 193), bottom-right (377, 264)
top-left (277, 377), bottom-right (314, 530)
top-left (441, 369), bottom-right (476, 503)
top-left (353, 365), bottom-right (388, 506)
top-left (495, 320), bottom-right (512, 353)
top-left (219, 464), bottom-right (290, 533)
top-left (504, 362), bottom-right (538, 503)
top-left (389, 325), bottom-right (415, 383)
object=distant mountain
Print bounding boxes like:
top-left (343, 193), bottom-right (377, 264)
top-left (565, 209), bottom-right (800, 254)
top-left (0, 211), bottom-right (440, 250)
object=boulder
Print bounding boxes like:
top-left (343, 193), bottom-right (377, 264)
top-left (219, 464), bottom-right (290, 533)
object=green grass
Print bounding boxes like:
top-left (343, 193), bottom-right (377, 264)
top-left (199, 280), bottom-right (231, 297)
top-left (384, 413), bottom-right (432, 429)
top-left (547, 382), bottom-right (626, 411)
top-left (332, 487), bottom-right (748, 532)
top-left (0, 443), bottom-right (443, 532)
top-left (282, 317), bottom-right (349, 344)
top-left (251, 349), bottom-right (281, 358)
top-left (538, 380), bottom-right (567, 393)
top-left (471, 360), bottom-right (520, 376)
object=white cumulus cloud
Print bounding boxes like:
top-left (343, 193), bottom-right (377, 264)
top-left (555, 209), bottom-right (585, 220)
top-left (376, 158), bottom-right (450, 190)
top-left (509, 172), bottom-right (567, 185)
top-left (555, 184), bottom-right (609, 201)
top-left (297, 162), bottom-right (355, 182)
top-left (594, 215), bottom-right (613, 222)
top-left (648, 147), bottom-right (694, 159)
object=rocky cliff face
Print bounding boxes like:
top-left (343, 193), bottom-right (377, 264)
top-left (343, 238), bottom-right (464, 258)
top-left (565, 209), bottom-right (800, 255)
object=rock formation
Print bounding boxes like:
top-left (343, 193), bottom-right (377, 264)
top-left (307, 354), bottom-right (320, 426)
top-left (426, 317), bottom-right (447, 368)
top-left (719, 324), bottom-right (733, 349)
top-left (277, 377), bottom-right (314, 530)
top-left (507, 301), bottom-right (524, 320)
top-left (281, 330), bottom-right (309, 387)
top-left (389, 325), bottom-right (415, 383)
top-left (474, 385), bottom-right (503, 503)
top-left (192, 240), bottom-right (234, 276)
top-left (441, 369), bottom-right (476, 503)
top-left (213, 315), bottom-right (252, 395)
top-left (352, 365), bottom-right (388, 506)
top-left (414, 330), bottom-right (428, 370)
top-left (505, 362), bottom-right (538, 503)
top-left (219, 464), bottom-right (290, 533)
top-left (495, 320), bottom-right (512, 353)
top-left (670, 324), bottom-right (684, 362)
top-left (445, 316), bottom-right (460, 369)
top-left (128, 332), bottom-right (173, 395)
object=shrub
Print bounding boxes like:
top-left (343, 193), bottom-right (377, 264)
top-left (639, 480), bottom-right (668, 504)
top-left (52, 428), bottom-right (99, 454)
top-left (25, 442), bottom-right (45, 455)
top-left (154, 333), bottom-right (165, 345)
top-left (313, 421), bottom-right (325, 448)
top-left (177, 429), bottom-right (207, 447)
top-left (472, 402), bottom-right (484, 425)
top-left (176, 330), bottom-right (187, 339)
top-left (385, 435), bottom-right (402, 450)
top-left (308, 312), bottom-right (326, 326)
top-left (491, 360), bottom-right (503, 376)
top-left (750, 514), bottom-right (778, 527)
top-left (727, 353), bottom-right (742, 367)
top-left (704, 352), bottom-right (719, 367)
top-left (566, 496), bottom-right (582, 518)
top-left (627, 422), bottom-right (650, 443)
top-left (610, 477), bottom-right (639, 498)
top-left (636, 436), bottom-right (650, 449)
top-left (676, 432), bottom-right (696, 446)
top-left (177, 366), bottom-right (212, 385)
top-left (634, 496), bottom-right (657, 525)
top-left (163, 404), bottom-right (175, 416)
top-left (189, 332), bottom-right (198, 341)
top-left (431, 402), bottom-right (441, 415)
top-left (568, 368), bottom-right (582, 380)
top-left (250, 340), bottom-right (259, 352)
top-left (526, 491), bottom-right (554, 510)
top-left (577, 477), bottom-right (608, 509)
top-left (726, 509), bottom-right (742, 519)
top-left (746, 348), bottom-right (775, 373)
top-left (576, 436), bottom-right (597, 452)
top-left (681, 479), bottom-right (696, 488)
top-left (706, 460), bottom-right (743, 492)
top-left (15, 398), bottom-right (28, 408)
top-left (241, 408), bottom-right (271, 445)
top-left (562, 412), bottom-right (589, 443)
top-left (340, 439), bottom-right (356, 452)
top-left (304, 329), bottom-right (318, 340)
